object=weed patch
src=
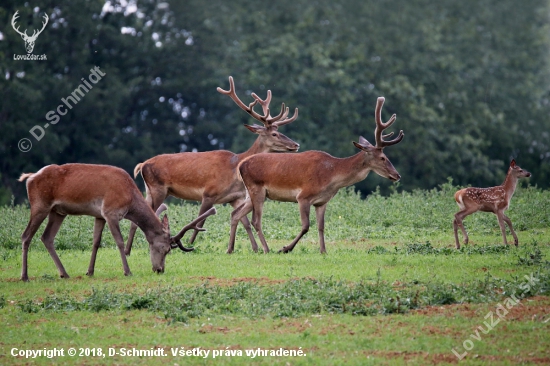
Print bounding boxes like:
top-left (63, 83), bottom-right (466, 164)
top-left (517, 241), bottom-right (549, 267)
top-left (371, 241), bottom-right (514, 256)
top-left (13, 270), bottom-right (550, 323)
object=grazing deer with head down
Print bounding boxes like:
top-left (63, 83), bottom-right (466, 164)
top-left (453, 159), bottom-right (531, 249)
top-left (228, 97), bottom-right (404, 254)
top-left (124, 76), bottom-right (299, 255)
top-left (18, 163), bottom-right (216, 281)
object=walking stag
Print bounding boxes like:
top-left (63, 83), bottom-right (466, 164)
top-left (228, 97), bottom-right (404, 254)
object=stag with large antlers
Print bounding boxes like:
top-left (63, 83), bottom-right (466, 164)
top-left (228, 97), bottom-right (404, 254)
top-left (12, 11), bottom-right (49, 54)
top-left (124, 76), bottom-right (299, 255)
top-left (453, 160), bottom-right (531, 249)
top-left (18, 164), bottom-right (216, 281)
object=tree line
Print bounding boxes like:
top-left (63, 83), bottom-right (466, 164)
top-left (1, 0), bottom-right (549, 204)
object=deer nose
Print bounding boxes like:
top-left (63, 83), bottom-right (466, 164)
top-left (390, 173), bottom-right (401, 182)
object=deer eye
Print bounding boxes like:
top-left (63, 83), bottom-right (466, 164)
top-left (380, 157), bottom-right (386, 161)
top-left (272, 133), bottom-right (277, 137)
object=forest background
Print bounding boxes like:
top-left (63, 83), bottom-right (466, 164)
top-left (1, 0), bottom-right (550, 204)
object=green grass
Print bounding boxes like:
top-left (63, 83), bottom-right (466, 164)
top-left (1, 183), bottom-right (549, 365)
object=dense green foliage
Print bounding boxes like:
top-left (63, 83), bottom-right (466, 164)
top-left (2, 0), bottom-right (550, 204)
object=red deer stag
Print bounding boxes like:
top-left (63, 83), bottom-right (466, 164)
top-left (125, 76), bottom-right (299, 255)
top-left (228, 97), bottom-right (404, 254)
top-left (453, 159), bottom-right (531, 249)
top-left (18, 163), bottom-right (216, 281)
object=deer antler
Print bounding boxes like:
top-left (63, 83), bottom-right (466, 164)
top-left (11, 11), bottom-right (27, 38)
top-left (170, 207), bottom-right (217, 251)
top-left (374, 97), bottom-right (404, 148)
top-left (218, 76), bottom-right (298, 127)
top-left (31, 13), bottom-right (49, 40)
top-left (11, 11), bottom-right (48, 40)
top-left (250, 91), bottom-right (299, 126)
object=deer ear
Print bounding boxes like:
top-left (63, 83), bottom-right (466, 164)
top-left (353, 136), bottom-right (375, 152)
top-left (244, 124), bottom-right (266, 134)
top-left (155, 203), bottom-right (168, 217)
top-left (161, 214), bottom-right (170, 233)
top-left (353, 141), bottom-right (375, 153)
top-left (510, 159), bottom-right (516, 167)
top-left (358, 136), bottom-right (373, 146)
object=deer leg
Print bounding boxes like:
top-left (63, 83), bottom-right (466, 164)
top-left (453, 210), bottom-right (473, 249)
top-left (231, 199), bottom-right (259, 252)
top-left (188, 196), bottom-right (216, 244)
top-left (125, 223), bottom-right (139, 256)
top-left (87, 218), bottom-right (106, 276)
top-left (20, 209), bottom-right (50, 281)
top-left (106, 218), bottom-right (132, 276)
top-left (502, 214), bottom-right (519, 246)
top-left (40, 212), bottom-right (68, 279)
top-left (250, 193), bottom-right (271, 254)
top-left (280, 200), bottom-right (311, 253)
top-left (496, 211), bottom-right (509, 245)
top-left (453, 218), bottom-right (462, 249)
top-left (125, 187), bottom-right (166, 256)
top-left (315, 204), bottom-right (328, 254)
top-left (228, 199), bottom-right (254, 254)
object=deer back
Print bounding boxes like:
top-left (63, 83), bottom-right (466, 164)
top-left (239, 151), bottom-right (370, 200)
top-left (138, 151), bottom-right (244, 200)
top-left (24, 164), bottom-right (139, 216)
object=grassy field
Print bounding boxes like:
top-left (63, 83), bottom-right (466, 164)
top-left (1, 182), bottom-right (549, 365)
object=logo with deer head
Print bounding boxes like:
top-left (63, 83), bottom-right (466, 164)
top-left (11, 11), bottom-right (49, 54)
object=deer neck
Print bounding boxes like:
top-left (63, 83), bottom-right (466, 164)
top-left (334, 152), bottom-right (372, 188)
top-left (125, 198), bottom-right (164, 242)
top-left (237, 136), bottom-right (267, 162)
top-left (502, 170), bottom-right (519, 200)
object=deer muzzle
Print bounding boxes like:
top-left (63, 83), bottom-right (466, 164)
top-left (389, 173), bottom-right (401, 182)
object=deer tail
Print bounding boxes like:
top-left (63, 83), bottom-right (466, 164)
top-left (18, 173), bottom-right (34, 182)
top-left (454, 190), bottom-right (466, 210)
top-left (236, 159), bottom-right (251, 200)
top-left (134, 163), bottom-right (144, 178)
